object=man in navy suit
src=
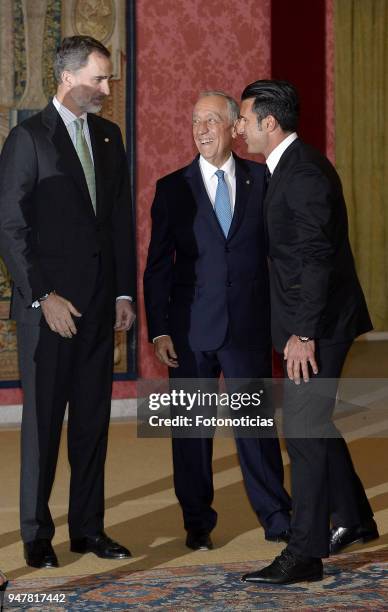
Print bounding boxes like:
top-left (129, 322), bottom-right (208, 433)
top-left (144, 91), bottom-right (291, 550)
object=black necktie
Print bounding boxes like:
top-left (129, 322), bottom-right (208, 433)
top-left (264, 165), bottom-right (271, 194)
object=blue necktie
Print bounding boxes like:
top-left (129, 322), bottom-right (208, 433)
top-left (214, 169), bottom-right (232, 237)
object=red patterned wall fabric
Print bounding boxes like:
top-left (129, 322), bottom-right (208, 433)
top-left (0, 0), bottom-right (335, 402)
top-left (135, 0), bottom-right (271, 379)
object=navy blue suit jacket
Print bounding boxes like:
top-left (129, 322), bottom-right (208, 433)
top-left (144, 154), bottom-right (270, 352)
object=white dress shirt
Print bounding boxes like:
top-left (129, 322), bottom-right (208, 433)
top-left (266, 132), bottom-right (298, 175)
top-left (199, 153), bottom-right (236, 211)
top-left (53, 96), bottom-right (94, 162)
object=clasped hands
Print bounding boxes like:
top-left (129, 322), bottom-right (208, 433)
top-left (41, 293), bottom-right (136, 338)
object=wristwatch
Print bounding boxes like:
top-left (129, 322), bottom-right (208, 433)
top-left (38, 291), bottom-right (54, 303)
top-left (297, 336), bottom-right (312, 343)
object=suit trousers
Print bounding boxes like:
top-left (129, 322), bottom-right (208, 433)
top-left (169, 341), bottom-right (291, 535)
top-left (284, 341), bottom-right (373, 559)
top-left (18, 261), bottom-right (115, 543)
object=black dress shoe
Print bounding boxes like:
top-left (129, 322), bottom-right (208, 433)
top-left (185, 531), bottom-right (213, 551)
top-left (265, 529), bottom-right (291, 544)
top-left (330, 518), bottom-right (379, 554)
top-left (70, 532), bottom-right (131, 559)
top-left (24, 539), bottom-right (59, 569)
top-left (241, 548), bottom-right (323, 585)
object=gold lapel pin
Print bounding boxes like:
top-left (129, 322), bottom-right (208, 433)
top-left (104, 137), bottom-right (110, 142)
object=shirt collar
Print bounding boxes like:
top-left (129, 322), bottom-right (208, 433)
top-left (199, 153), bottom-right (235, 181)
top-left (53, 96), bottom-right (88, 126)
top-left (266, 132), bottom-right (298, 174)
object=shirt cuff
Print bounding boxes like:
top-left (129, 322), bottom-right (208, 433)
top-left (116, 295), bottom-right (133, 302)
top-left (153, 335), bottom-right (169, 343)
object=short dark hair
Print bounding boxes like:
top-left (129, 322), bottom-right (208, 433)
top-left (241, 79), bottom-right (299, 132)
top-left (54, 36), bottom-right (110, 83)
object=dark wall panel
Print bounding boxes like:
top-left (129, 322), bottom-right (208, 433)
top-left (271, 0), bottom-right (326, 153)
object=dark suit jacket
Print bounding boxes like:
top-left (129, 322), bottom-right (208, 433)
top-left (265, 138), bottom-right (372, 352)
top-left (0, 101), bottom-right (135, 323)
top-left (143, 154), bottom-right (270, 352)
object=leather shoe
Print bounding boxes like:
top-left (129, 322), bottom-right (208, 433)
top-left (24, 539), bottom-right (59, 569)
top-left (241, 548), bottom-right (323, 584)
top-left (185, 530), bottom-right (213, 551)
top-left (70, 532), bottom-right (131, 559)
top-left (265, 529), bottom-right (291, 544)
top-left (330, 518), bottom-right (379, 554)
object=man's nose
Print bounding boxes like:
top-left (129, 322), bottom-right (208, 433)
top-left (198, 120), bottom-right (208, 133)
top-left (101, 80), bottom-right (110, 96)
top-left (236, 118), bottom-right (244, 134)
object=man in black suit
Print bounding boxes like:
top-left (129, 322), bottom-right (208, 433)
top-left (238, 80), bottom-right (378, 585)
top-left (144, 91), bottom-right (291, 551)
top-left (0, 36), bottom-right (136, 568)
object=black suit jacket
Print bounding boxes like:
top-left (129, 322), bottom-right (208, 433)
top-left (144, 154), bottom-right (270, 352)
top-left (0, 101), bottom-right (135, 323)
top-left (265, 138), bottom-right (372, 352)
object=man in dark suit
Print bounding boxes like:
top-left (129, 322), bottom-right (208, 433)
top-left (0, 36), bottom-right (136, 568)
top-left (144, 91), bottom-right (291, 551)
top-left (238, 80), bottom-right (378, 585)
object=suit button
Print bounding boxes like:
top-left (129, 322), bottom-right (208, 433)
top-left (225, 246), bottom-right (230, 253)
top-left (226, 281), bottom-right (232, 287)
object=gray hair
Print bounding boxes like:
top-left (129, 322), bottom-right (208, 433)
top-left (54, 35), bottom-right (110, 83)
top-left (198, 90), bottom-right (239, 124)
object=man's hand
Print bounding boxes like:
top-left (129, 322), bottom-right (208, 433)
top-left (41, 293), bottom-right (82, 338)
top-left (154, 335), bottom-right (179, 368)
top-left (115, 300), bottom-right (136, 331)
top-left (283, 334), bottom-right (318, 384)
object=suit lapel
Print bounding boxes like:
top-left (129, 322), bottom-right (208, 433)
top-left (184, 157), bottom-right (226, 240)
top-left (87, 114), bottom-right (104, 217)
top-left (184, 155), bottom-right (253, 241)
top-left (264, 138), bottom-right (300, 217)
top-left (227, 155), bottom-right (252, 240)
top-left (41, 102), bottom-right (95, 219)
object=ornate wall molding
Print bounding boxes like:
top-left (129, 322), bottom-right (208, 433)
top-left (62, 0), bottom-right (126, 79)
top-left (17, 0), bottom-right (49, 109)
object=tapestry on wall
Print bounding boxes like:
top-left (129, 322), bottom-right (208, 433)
top-left (0, 0), bottom-right (136, 386)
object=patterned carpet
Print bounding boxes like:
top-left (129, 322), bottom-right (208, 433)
top-left (2, 549), bottom-right (388, 611)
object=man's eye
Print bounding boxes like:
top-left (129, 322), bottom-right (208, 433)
top-left (207, 118), bottom-right (216, 124)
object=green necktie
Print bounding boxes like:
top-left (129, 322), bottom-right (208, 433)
top-left (74, 118), bottom-right (96, 213)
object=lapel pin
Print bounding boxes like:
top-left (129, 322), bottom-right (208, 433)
top-left (246, 179), bottom-right (250, 184)
top-left (104, 137), bottom-right (109, 142)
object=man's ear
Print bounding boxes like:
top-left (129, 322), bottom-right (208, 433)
top-left (61, 70), bottom-right (74, 89)
top-left (231, 120), bottom-right (238, 139)
top-left (265, 115), bottom-right (278, 132)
